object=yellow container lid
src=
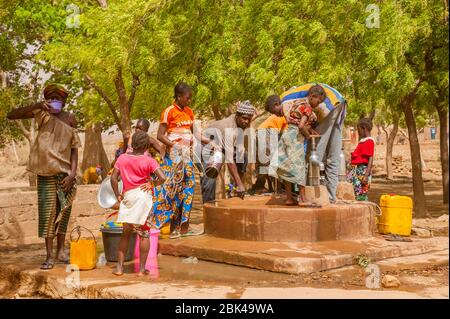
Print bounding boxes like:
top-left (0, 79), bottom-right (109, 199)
top-left (380, 194), bottom-right (413, 209)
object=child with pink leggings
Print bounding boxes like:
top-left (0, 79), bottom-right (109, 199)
top-left (134, 228), bottom-right (160, 277)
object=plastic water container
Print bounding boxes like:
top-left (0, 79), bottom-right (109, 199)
top-left (378, 194), bottom-right (413, 236)
top-left (160, 224), bottom-right (171, 239)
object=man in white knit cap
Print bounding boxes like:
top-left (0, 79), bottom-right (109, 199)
top-left (200, 100), bottom-right (256, 203)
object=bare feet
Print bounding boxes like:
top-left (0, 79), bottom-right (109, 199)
top-left (297, 199), bottom-right (321, 208)
top-left (56, 250), bottom-right (69, 263)
top-left (137, 270), bottom-right (149, 277)
top-left (298, 201), bottom-right (313, 207)
top-left (112, 264), bottom-right (124, 276)
top-left (285, 198), bottom-right (297, 206)
top-left (297, 192), bottom-right (309, 206)
top-left (40, 257), bottom-right (55, 270)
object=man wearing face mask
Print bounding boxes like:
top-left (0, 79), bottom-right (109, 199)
top-left (7, 83), bottom-right (81, 270)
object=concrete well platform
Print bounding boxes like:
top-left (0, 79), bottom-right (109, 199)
top-left (203, 195), bottom-right (376, 242)
top-left (159, 235), bottom-right (449, 275)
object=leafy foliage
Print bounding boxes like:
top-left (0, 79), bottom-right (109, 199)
top-left (1, 0), bottom-right (448, 137)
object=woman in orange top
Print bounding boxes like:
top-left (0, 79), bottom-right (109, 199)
top-left (153, 82), bottom-right (210, 238)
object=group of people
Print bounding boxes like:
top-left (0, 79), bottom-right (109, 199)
top-left (7, 81), bottom-right (375, 274)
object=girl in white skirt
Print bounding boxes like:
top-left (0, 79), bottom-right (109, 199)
top-left (111, 131), bottom-right (166, 276)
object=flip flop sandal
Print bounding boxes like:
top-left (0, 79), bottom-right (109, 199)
top-left (385, 234), bottom-right (413, 242)
top-left (310, 202), bottom-right (322, 208)
top-left (180, 229), bottom-right (204, 237)
top-left (55, 259), bottom-right (70, 264)
top-left (298, 202), bottom-right (322, 208)
top-left (40, 260), bottom-right (55, 270)
top-left (169, 230), bottom-right (181, 239)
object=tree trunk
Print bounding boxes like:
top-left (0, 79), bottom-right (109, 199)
top-left (211, 105), bottom-right (222, 120)
top-left (437, 107), bottom-right (449, 204)
top-left (97, 0), bottom-right (107, 8)
top-left (0, 70), bottom-right (7, 88)
top-left (384, 117), bottom-right (399, 180)
top-left (401, 93), bottom-right (428, 218)
top-left (11, 140), bottom-right (20, 164)
top-left (114, 68), bottom-right (132, 137)
top-left (81, 123), bottom-right (111, 178)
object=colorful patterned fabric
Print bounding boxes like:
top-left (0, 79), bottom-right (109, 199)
top-left (280, 83), bottom-right (346, 125)
top-left (43, 83), bottom-right (68, 100)
top-left (347, 164), bottom-right (371, 201)
top-left (268, 124), bottom-right (306, 186)
top-left (236, 100), bottom-right (256, 116)
top-left (282, 97), bottom-right (313, 125)
top-left (130, 224), bottom-right (150, 238)
top-left (149, 153), bottom-right (195, 230)
top-left (37, 173), bottom-right (77, 238)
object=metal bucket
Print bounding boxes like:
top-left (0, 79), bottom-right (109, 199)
top-left (100, 228), bottom-right (136, 262)
top-left (205, 151), bottom-right (223, 179)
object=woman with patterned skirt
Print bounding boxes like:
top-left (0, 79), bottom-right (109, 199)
top-left (153, 82), bottom-right (211, 238)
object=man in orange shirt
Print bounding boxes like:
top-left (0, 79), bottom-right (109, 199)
top-left (250, 95), bottom-right (286, 193)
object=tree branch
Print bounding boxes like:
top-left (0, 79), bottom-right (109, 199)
top-left (444, 0), bottom-right (449, 24)
top-left (398, 128), bottom-right (409, 139)
top-left (97, 0), bottom-right (107, 9)
top-left (128, 73), bottom-right (140, 112)
top-left (114, 68), bottom-right (131, 133)
top-left (84, 74), bottom-right (121, 126)
top-left (114, 68), bottom-right (128, 110)
top-left (16, 121), bottom-right (31, 142)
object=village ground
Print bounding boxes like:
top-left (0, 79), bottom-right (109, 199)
top-left (0, 136), bottom-right (448, 299)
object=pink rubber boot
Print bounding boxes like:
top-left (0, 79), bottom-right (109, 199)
top-left (145, 229), bottom-right (160, 270)
top-left (147, 257), bottom-right (159, 279)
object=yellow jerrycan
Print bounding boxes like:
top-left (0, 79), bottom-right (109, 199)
top-left (378, 194), bottom-right (413, 236)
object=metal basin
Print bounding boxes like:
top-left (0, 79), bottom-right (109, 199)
top-left (97, 176), bottom-right (123, 208)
